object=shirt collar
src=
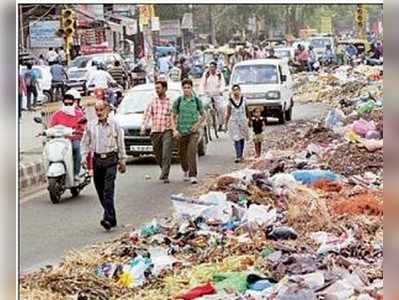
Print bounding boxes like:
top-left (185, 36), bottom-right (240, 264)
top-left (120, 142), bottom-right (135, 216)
top-left (154, 95), bottom-right (170, 102)
top-left (97, 118), bottom-right (111, 126)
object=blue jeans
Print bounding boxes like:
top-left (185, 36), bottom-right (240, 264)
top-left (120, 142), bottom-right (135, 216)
top-left (71, 140), bottom-right (81, 176)
top-left (234, 139), bottom-right (245, 159)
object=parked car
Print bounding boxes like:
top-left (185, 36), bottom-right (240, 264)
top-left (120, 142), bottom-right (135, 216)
top-left (229, 59), bottom-right (294, 124)
top-left (114, 83), bottom-right (209, 158)
top-left (20, 65), bottom-right (53, 106)
top-left (66, 52), bottom-right (124, 95)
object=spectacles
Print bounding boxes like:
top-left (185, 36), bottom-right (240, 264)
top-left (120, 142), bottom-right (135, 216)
top-left (63, 102), bottom-right (74, 106)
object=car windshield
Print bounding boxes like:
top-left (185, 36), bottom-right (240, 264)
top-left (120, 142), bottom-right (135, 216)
top-left (310, 38), bottom-right (331, 49)
top-left (231, 65), bottom-right (279, 85)
top-left (69, 56), bottom-right (91, 68)
top-left (118, 90), bottom-right (181, 114)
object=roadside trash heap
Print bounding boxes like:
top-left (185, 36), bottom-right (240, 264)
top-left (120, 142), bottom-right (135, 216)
top-left (20, 67), bottom-right (383, 300)
top-left (293, 65), bottom-right (383, 107)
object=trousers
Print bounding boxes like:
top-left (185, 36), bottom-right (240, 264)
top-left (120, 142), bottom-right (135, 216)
top-left (26, 85), bottom-right (38, 109)
top-left (234, 139), bottom-right (245, 159)
top-left (93, 154), bottom-right (118, 226)
top-left (151, 129), bottom-right (173, 179)
top-left (179, 132), bottom-right (199, 177)
top-left (71, 140), bottom-right (81, 176)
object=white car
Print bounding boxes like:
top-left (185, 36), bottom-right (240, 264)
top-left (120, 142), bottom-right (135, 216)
top-left (114, 83), bottom-right (209, 158)
top-left (20, 65), bottom-right (53, 108)
top-left (66, 52), bottom-right (124, 95)
top-left (229, 59), bottom-right (294, 124)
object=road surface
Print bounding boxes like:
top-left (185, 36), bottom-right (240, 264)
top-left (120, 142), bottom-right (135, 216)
top-left (20, 102), bottom-right (330, 273)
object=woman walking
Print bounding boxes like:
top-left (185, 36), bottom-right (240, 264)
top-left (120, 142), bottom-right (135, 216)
top-left (224, 84), bottom-right (250, 163)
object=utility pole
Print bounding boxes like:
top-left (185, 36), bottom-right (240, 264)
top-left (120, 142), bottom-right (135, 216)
top-left (19, 5), bottom-right (24, 49)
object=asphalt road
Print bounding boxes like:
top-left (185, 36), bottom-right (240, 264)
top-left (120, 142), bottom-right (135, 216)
top-left (20, 102), bottom-right (330, 273)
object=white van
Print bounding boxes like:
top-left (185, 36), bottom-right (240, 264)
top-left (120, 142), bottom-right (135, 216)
top-left (229, 59), bottom-right (294, 124)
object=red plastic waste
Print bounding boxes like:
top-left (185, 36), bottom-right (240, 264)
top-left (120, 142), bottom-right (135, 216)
top-left (175, 282), bottom-right (216, 300)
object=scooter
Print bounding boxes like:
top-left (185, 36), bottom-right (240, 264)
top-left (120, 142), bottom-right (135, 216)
top-left (33, 117), bottom-right (91, 204)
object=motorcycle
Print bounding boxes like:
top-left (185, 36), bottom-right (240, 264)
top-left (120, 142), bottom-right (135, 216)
top-left (33, 118), bottom-right (91, 204)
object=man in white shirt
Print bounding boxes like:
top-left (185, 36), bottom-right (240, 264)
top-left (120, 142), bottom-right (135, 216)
top-left (46, 47), bottom-right (59, 64)
top-left (199, 61), bottom-right (226, 131)
top-left (58, 47), bottom-right (66, 65)
top-left (158, 54), bottom-right (171, 75)
top-left (86, 63), bottom-right (116, 90)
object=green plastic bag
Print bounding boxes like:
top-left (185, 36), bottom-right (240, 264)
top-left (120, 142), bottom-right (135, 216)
top-left (358, 101), bottom-right (376, 114)
top-left (213, 272), bottom-right (248, 294)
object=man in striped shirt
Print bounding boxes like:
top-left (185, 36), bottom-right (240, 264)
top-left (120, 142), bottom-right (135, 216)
top-left (108, 60), bottom-right (127, 88)
top-left (81, 100), bottom-right (127, 231)
top-left (140, 80), bottom-right (175, 183)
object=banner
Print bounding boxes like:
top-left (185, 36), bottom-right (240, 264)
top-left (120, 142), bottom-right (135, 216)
top-left (151, 17), bottom-right (160, 31)
top-left (139, 5), bottom-right (155, 26)
top-left (160, 20), bottom-right (181, 38)
top-left (29, 21), bottom-right (63, 48)
top-left (320, 16), bottom-right (332, 34)
top-left (77, 4), bottom-right (104, 26)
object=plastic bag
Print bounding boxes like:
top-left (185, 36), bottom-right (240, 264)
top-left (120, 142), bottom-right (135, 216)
top-left (344, 130), bottom-right (362, 143)
top-left (310, 230), bottom-right (355, 255)
top-left (270, 173), bottom-right (298, 194)
top-left (352, 119), bottom-right (376, 137)
top-left (243, 204), bottom-right (277, 227)
top-left (139, 219), bottom-right (160, 237)
top-left (325, 109), bottom-right (345, 129)
top-left (291, 272), bottom-right (325, 290)
top-left (148, 247), bottom-right (178, 276)
top-left (291, 170), bottom-right (339, 185)
top-left (357, 100), bottom-right (376, 114)
top-left (213, 272), bottom-right (248, 294)
top-left (365, 130), bottom-right (381, 140)
top-left (175, 282), bottom-right (216, 300)
top-left (359, 139), bottom-right (383, 152)
top-left (266, 226), bottom-right (298, 241)
top-left (122, 255), bottom-right (153, 288)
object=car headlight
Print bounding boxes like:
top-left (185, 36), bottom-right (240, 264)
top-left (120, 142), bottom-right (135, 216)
top-left (266, 91), bottom-right (281, 99)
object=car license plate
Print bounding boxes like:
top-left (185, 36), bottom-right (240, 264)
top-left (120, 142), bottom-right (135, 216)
top-left (130, 145), bottom-right (153, 152)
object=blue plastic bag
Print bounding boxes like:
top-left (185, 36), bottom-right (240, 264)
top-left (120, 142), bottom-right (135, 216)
top-left (291, 170), bottom-right (339, 184)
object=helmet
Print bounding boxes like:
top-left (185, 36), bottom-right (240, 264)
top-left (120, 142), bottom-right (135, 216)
top-left (65, 89), bottom-right (81, 100)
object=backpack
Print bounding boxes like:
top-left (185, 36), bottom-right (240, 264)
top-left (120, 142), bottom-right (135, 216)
top-left (175, 95), bottom-right (201, 114)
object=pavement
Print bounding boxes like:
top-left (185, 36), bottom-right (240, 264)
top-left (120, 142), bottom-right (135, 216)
top-left (20, 102), bottom-right (331, 273)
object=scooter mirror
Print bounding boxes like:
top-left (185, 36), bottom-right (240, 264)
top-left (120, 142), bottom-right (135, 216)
top-left (33, 117), bottom-right (43, 124)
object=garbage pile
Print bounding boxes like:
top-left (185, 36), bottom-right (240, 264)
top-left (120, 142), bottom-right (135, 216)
top-left (293, 65), bottom-right (383, 107)
top-left (21, 128), bottom-right (383, 299)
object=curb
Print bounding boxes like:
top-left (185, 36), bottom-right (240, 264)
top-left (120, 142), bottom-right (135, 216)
top-left (19, 160), bottom-right (46, 191)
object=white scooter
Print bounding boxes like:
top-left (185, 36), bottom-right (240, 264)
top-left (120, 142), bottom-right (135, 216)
top-left (34, 117), bottom-right (91, 204)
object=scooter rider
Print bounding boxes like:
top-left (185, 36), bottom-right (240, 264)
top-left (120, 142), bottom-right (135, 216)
top-left (48, 93), bottom-right (85, 182)
top-left (199, 61), bottom-right (226, 131)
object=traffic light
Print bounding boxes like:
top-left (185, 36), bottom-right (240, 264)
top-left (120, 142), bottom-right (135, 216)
top-left (57, 9), bottom-right (75, 36)
top-left (355, 4), bottom-right (367, 28)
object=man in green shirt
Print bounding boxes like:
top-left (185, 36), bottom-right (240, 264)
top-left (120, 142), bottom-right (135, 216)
top-left (172, 79), bottom-right (206, 184)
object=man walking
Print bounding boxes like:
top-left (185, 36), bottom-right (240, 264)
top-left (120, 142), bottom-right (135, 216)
top-left (50, 59), bottom-right (68, 100)
top-left (81, 100), bottom-right (127, 231)
top-left (172, 79), bottom-right (206, 184)
top-left (24, 63), bottom-right (39, 111)
top-left (140, 81), bottom-right (174, 183)
top-left (199, 61), bottom-right (226, 131)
